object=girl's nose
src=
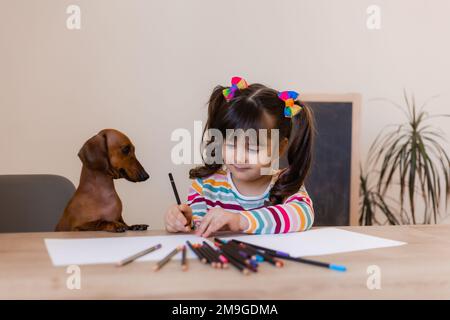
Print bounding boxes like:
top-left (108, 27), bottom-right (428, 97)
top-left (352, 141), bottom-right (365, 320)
top-left (235, 146), bottom-right (247, 164)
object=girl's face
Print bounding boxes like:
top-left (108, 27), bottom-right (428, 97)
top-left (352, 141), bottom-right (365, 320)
top-left (222, 134), bottom-right (288, 181)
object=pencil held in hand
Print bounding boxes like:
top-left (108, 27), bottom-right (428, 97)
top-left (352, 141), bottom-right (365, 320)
top-left (168, 172), bottom-right (192, 229)
top-left (168, 173), bottom-right (181, 205)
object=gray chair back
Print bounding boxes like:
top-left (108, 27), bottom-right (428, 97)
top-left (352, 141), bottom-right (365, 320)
top-left (0, 175), bottom-right (75, 233)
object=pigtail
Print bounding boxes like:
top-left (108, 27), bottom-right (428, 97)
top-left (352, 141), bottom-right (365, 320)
top-left (189, 85), bottom-right (227, 179)
top-left (268, 102), bottom-right (315, 204)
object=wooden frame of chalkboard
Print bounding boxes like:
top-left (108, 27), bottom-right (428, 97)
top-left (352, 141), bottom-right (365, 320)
top-left (302, 93), bottom-right (361, 226)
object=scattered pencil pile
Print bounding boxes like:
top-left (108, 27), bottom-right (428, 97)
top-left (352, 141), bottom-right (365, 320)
top-left (116, 238), bottom-right (347, 274)
top-left (186, 239), bottom-right (286, 275)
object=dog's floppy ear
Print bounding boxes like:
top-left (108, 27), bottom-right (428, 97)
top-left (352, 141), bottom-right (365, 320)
top-left (78, 133), bottom-right (110, 171)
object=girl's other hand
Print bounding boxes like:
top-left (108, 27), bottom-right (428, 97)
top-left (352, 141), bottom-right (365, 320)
top-left (195, 207), bottom-right (243, 238)
top-left (165, 204), bottom-right (192, 233)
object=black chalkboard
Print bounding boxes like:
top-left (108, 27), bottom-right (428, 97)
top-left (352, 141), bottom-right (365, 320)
top-left (281, 96), bottom-right (359, 226)
top-left (305, 101), bottom-right (353, 226)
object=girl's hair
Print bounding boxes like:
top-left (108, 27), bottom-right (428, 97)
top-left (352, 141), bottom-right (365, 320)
top-left (189, 82), bottom-right (315, 205)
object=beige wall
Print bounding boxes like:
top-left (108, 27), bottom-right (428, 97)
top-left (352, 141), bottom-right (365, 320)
top-left (1, 0), bottom-right (449, 229)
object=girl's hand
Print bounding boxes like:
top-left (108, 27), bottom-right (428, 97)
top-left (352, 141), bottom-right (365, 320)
top-left (195, 207), bottom-right (247, 238)
top-left (165, 204), bottom-right (192, 233)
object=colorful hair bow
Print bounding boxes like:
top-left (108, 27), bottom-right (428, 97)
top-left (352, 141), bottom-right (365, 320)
top-left (222, 77), bottom-right (248, 101)
top-left (278, 91), bottom-right (302, 118)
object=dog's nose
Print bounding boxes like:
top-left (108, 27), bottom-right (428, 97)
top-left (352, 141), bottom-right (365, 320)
top-left (139, 171), bottom-right (150, 181)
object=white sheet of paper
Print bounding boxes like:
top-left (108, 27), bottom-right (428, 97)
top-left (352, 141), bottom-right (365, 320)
top-left (45, 228), bottom-right (406, 267)
top-left (221, 228), bottom-right (406, 257)
top-left (44, 234), bottom-right (212, 266)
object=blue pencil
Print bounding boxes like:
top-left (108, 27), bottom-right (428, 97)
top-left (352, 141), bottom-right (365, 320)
top-left (269, 254), bottom-right (347, 272)
top-left (227, 238), bottom-right (347, 272)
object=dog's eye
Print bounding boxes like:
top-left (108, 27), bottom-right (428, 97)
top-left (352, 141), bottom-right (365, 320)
top-left (122, 146), bottom-right (131, 155)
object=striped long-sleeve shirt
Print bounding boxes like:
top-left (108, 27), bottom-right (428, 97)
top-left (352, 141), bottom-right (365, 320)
top-left (187, 169), bottom-right (314, 234)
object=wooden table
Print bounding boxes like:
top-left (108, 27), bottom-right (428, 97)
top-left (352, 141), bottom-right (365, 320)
top-left (1, 225), bottom-right (449, 299)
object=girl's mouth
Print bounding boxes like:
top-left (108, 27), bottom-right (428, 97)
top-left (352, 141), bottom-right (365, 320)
top-left (231, 164), bottom-right (251, 171)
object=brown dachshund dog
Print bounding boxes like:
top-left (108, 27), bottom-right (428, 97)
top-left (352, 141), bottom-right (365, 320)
top-left (56, 129), bottom-right (149, 232)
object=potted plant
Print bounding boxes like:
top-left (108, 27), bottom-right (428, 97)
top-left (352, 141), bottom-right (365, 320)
top-left (360, 91), bottom-right (450, 225)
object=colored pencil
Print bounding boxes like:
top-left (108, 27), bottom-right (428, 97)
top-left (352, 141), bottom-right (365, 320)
top-left (214, 238), bottom-right (258, 265)
top-left (229, 239), bottom-right (286, 256)
top-left (195, 245), bottom-right (214, 266)
top-left (210, 245), bottom-right (229, 268)
top-left (202, 241), bottom-right (224, 268)
top-left (153, 246), bottom-right (182, 271)
top-left (228, 238), bottom-right (346, 272)
top-left (233, 241), bottom-right (283, 267)
top-left (198, 245), bottom-right (219, 268)
top-left (116, 243), bottom-right (162, 267)
top-left (267, 253), bottom-right (347, 272)
top-left (227, 241), bottom-right (254, 259)
top-left (186, 241), bottom-right (204, 263)
top-left (195, 245), bottom-right (209, 264)
top-left (181, 245), bottom-right (188, 271)
top-left (218, 243), bottom-right (258, 273)
top-left (168, 173), bottom-right (181, 205)
top-left (219, 250), bottom-right (250, 275)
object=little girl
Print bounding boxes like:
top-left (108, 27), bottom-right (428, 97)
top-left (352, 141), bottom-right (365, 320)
top-left (165, 77), bottom-right (315, 237)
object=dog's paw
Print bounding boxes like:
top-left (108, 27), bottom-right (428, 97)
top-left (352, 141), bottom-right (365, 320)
top-left (129, 224), bottom-right (149, 231)
top-left (115, 225), bottom-right (128, 233)
top-left (106, 222), bottom-right (128, 233)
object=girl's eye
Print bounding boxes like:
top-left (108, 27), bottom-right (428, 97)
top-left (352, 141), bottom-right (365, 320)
top-left (226, 143), bottom-right (260, 153)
